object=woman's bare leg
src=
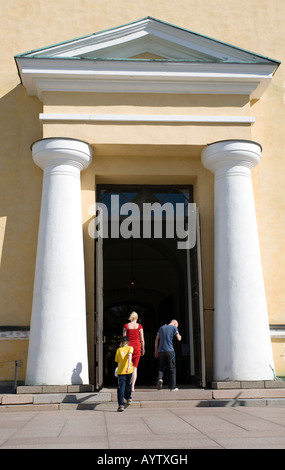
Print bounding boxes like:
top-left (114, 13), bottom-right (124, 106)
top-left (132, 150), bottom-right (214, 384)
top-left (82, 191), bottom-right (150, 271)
top-left (131, 367), bottom-right (137, 392)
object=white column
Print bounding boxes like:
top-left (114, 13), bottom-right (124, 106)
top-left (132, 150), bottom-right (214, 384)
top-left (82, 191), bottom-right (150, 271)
top-left (26, 138), bottom-right (92, 385)
top-left (202, 140), bottom-right (275, 381)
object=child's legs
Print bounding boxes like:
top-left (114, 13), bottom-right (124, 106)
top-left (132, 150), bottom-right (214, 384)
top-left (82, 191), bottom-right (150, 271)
top-left (125, 373), bottom-right (132, 400)
top-left (117, 375), bottom-right (126, 406)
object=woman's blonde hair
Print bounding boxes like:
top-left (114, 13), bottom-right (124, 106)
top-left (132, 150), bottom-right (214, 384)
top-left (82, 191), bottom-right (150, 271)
top-left (129, 311), bottom-right (138, 322)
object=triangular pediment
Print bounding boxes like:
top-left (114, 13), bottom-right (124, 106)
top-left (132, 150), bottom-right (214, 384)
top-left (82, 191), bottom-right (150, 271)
top-left (15, 16), bottom-right (277, 64)
top-left (15, 17), bottom-right (280, 100)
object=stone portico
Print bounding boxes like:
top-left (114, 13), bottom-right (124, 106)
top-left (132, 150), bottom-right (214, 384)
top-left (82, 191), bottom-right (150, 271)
top-left (14, 18), bottom-right (280, 387)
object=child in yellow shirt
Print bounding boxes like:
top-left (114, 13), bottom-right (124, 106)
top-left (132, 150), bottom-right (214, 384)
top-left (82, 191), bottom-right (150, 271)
top-left (115, 336), bottom-right (133, 412)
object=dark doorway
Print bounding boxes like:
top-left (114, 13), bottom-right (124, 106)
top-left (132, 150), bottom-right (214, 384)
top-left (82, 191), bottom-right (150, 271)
top-left (95, 185), bottom-right (205, 388)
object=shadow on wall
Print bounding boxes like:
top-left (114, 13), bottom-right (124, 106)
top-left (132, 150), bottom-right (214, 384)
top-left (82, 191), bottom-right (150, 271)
top-left (71, 362), bottom-right (83, 384)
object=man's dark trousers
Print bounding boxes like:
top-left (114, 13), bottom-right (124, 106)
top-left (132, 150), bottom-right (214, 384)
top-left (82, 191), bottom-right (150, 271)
top-left (157, 351), bottom-right (176, 390)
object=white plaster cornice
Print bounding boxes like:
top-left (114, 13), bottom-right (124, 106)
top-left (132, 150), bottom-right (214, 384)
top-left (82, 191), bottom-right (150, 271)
top-left (15, 57), bottom-right (276, 101)
top-left (39, 113), bottom-right (255, 124)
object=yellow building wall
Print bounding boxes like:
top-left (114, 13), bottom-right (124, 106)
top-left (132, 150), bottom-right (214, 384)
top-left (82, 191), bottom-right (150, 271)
top-left (1, 0), bottom-right (285, 382)
top-left (0, 341), bottom-right (28, 384)
top-left (272, 340), bottom-right (285, 377)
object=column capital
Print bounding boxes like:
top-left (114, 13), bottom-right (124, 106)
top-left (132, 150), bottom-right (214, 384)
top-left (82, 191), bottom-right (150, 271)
top-left (201, 139), bottom-right (262, 174)
top-left (31, 137), bottom-right (92, 171)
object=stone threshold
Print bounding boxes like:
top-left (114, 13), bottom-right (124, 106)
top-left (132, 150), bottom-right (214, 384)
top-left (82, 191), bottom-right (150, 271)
top-left (212, 380), bottom-right (285, 389)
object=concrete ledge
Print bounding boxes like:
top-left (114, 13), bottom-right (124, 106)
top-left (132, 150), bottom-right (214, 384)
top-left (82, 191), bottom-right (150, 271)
top-left (140, 400), bottom-right (210, 408)
top-left (57, 398), bottom-right (285, 409)
top-left (110, 389), bottom-right (213, 402)
top-left (0, 404), bottom-right (60, 412)
top-left (212, 389), bottom-right (285, 399)
top-left (59, 401), bottom-right (140, 411)
top-left (1, 395), bottom-right (285, 410)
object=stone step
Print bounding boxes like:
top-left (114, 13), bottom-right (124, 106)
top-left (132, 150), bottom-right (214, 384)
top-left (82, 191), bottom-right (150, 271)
top-left (0, 386), bottom-right (285, 410)
top-left (16, 380), bottom-right (285, 396)
top-left (1, 396), bottom-right (285, 411)
top-left (212, 380), bottom-right (285, 389)
top-left (16, 384), bottom-right (94, 394)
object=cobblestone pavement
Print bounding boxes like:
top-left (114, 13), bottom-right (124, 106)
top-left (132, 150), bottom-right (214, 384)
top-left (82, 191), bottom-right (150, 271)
top-left (0, 405), bottom-right (285, 449)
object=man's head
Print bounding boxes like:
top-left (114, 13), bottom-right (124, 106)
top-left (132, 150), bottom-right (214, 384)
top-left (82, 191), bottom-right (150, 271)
top-left (169, 319), bottom-right (178, 327)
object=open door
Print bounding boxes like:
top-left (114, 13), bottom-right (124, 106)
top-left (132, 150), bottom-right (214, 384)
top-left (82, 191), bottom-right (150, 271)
top-left (187, 209), bottom-right (206, 387)
top-left (95, 185), bottom-right (206, 388)
top-left (196, 209), bottom-right (206, 387)
top-left (95, 235), bottom-right (104, 390)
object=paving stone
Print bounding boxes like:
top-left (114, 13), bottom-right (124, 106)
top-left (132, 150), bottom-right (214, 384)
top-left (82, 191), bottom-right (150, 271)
top-left (1, 406), bottom-right (285, 449)
top-left (210, 399), bottom-right (267, 407)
